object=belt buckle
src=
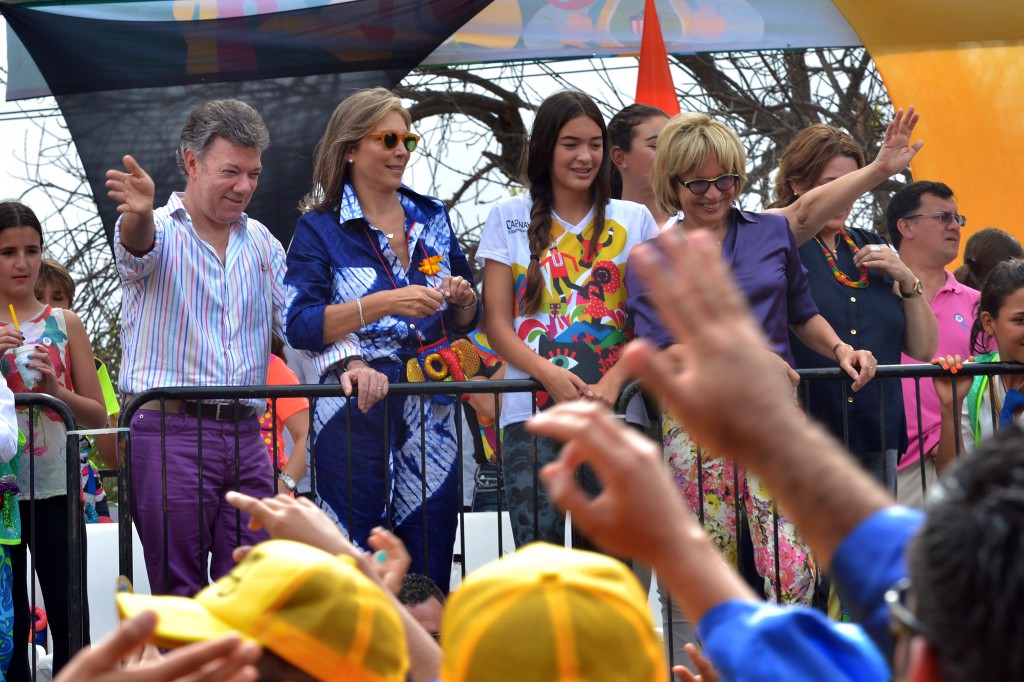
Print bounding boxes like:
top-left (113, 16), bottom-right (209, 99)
top-left (215, 403), bottom-right (230, 421)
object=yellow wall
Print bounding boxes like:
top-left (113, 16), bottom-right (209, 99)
top-left (832, 0), bottom-right (1024, 259)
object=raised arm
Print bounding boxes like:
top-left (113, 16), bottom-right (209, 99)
top-left (529, 402), bottom-right (891, 681)
top-left (105, 155), bottom-right (157, 256)
top-left (624, 229), bottom-right (894, 568)
top-left (528, 402), bottom-right (758, 622)
top-left (226, 492), bottom-right (441, 682)
top-left (770, 107), bottom-right (924, 246)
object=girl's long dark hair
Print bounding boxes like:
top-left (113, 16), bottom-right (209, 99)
top-left (608, 103), bottom-right (668, 199)
top-left (521, 92), bottom-right (611, 316)
top-left (972, 258), bottom-right (1024, 354)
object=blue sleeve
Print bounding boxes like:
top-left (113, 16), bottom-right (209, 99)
top-left (284, 212), bottom-right (334, 352)
top-left (283, 212), bottom-right (360, 369)
top-left (624, 243), bottom-right (674, 349)
top-left (830, 506), bottom-right (925, 655)
top-left (699, 600), bottom-right (889, 682)
top-left (446, 218), bottom-right (481, 332)
top-left (783, 222), bottom-right (819, 325)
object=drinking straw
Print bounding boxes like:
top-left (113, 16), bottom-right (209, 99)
top-left (7, 305), bottom-right (18, 331)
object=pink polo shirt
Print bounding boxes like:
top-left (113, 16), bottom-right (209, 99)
top-left (899, 271), bottom-right (983, 469)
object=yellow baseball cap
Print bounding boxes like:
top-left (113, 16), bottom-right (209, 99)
top-left (441, 542), bottom-right (667, 681)
top-left (117, 540), bottom-right (408, 682)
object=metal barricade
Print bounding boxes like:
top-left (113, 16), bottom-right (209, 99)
top-left (13, 392), bottom-right (86, 677)
top-left (110, 361), bottom-right (1024, 671)
top-left (619, 360), bottom-right (1024, 668)
top-left (117, 380), bottom-right (542, 592)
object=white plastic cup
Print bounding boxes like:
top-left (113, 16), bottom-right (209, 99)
top-left (13, 345), bottom-right (41, 390)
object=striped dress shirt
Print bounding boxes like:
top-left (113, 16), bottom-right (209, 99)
top-left (115, 192), bottom-right (287, 408)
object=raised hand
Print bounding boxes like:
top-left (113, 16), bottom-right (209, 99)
top-left (226, 492), bottom-right (353, 558)
top-left (673, 643), bottom-right (721, 682)
top-left (872, 106), bottom-right (924, 178)
top-left (105, 155), bottom-right (156, 216)
top-left (367, 527), bottom-right (411, 596)
top-left (528, 401), bottom-right (690, 567)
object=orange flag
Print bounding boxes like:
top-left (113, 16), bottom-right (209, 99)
top-left (635, 0), bottom-right (680, 115)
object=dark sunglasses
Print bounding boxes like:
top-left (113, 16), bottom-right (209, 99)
top-left (370, 130), bottom-right (420, 153)
top-left (675, 173), bottom-right (739, 196)
top-left (902, 211), bottom-right (966, 227)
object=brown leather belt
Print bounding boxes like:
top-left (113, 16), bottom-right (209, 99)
top-left (136, 399), bottom-right (259, 422)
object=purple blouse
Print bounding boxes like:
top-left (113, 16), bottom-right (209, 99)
top-left (625, 209), bottom-right (818, 365)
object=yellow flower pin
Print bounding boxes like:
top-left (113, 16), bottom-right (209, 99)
top-left (418, 254), bottom-right (443, 275)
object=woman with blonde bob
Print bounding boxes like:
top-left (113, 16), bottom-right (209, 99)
top-left (284, 87), bottom-right (479, 591)
top-left (625, 109), bottom-right (922, 645)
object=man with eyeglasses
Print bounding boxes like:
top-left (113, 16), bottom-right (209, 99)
top-left (886, 181), bottom-right (984, 508)
top-left (539, 228), bottom-right (1019, 680)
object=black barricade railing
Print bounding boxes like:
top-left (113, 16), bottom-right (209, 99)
top-left (113, 363), bottom-right (1024, 667)
top-left (13, 392), bottom-right (86, 675)
top-left (117, 380), bottom-right (542, 591)
top-left (619, 361), bottom-right (1024, 668)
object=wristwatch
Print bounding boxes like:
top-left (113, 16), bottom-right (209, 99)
top-left (901, 279), bottom-right (924, 299)
top-left (278, 472), bottom-right (298, 493)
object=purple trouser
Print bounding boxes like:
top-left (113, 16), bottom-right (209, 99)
top-left (129, 407), bottom-right (273, 596)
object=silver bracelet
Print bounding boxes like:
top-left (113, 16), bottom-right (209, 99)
top-left (356, 297), bottom-right (366, 329)
top-left (457, 295), bottom-right (478, 311)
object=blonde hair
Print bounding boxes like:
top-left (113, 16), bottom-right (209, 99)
top-left (651, 113), bottom-right (747, 218)
top-left (301, 87), bottom-right (412, 213)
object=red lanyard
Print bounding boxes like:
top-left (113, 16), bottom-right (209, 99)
top-left (360, 221), bottom-right (449, 345)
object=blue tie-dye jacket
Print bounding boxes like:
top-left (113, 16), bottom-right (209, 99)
top-left (284, 183), bottom-right (479, 377)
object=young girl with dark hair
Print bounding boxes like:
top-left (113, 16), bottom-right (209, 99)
top-left (953, 227), bottom-right (1024, 290)
top-left (478, 91), bottom-right (658, 547)
top-left (0, 201), bottom-right (106, 678)
top-left (608, 103), bottom-right (670, 225)
top-left (934, 258), bottom-right (1024, 466)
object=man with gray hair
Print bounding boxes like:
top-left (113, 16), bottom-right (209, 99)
top-left (105, 99), bottom-right (287, 596)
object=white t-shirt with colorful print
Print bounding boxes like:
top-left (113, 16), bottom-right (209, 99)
top-left (477, 195), bottom-right (658, 427)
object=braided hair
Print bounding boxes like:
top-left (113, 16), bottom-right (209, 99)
top-left (520, 92), bottom-right (611, 316)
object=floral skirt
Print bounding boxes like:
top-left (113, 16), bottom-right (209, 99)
top-left (662, 409), bottom-right (818, 605)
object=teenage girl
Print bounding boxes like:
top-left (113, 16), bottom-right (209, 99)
top-left (478, 91), bottom-right (659, 547)
top-left (609, 103), bottom-right (671, 226)
top-left (934, 258), bottom-right (1024, 469)
top-left (0, 201), bottom-right (106, 678)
